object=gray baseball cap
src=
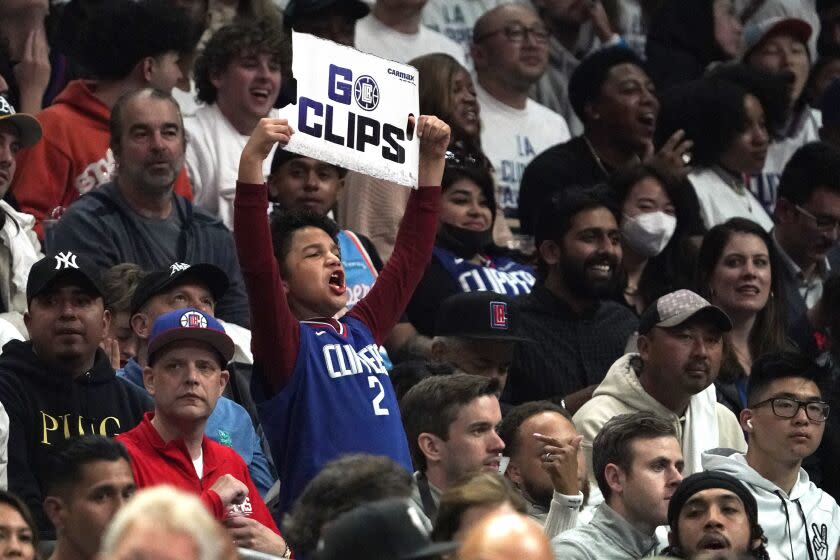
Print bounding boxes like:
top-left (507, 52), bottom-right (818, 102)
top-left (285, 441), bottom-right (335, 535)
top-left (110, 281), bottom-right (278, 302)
top-left (638, 289), bottom-right (732, 334)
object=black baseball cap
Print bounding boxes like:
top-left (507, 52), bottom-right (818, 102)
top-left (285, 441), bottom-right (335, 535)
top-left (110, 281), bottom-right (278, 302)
top-left (313, 498), bottom-right (457, 560)
top-left (434, 292), bottom-right (531, 343)
top-left (130, 263), bottom-right (229, 316)
top-left (0, 96), bottom-right (41, 148)
top-left (27, 252), bottom-right (104, 304)
top-left (284, 0), bottom-right (370, 27)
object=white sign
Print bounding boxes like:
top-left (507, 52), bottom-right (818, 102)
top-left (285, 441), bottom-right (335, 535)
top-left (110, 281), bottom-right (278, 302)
top-left (278, 32), bottom-right (420, 188)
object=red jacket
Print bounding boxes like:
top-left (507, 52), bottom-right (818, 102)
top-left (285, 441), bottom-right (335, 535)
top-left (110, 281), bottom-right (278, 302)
top-left (116, 412), bottom-right (279, 532)
top-left (11, 80), bottom-right (193, 239)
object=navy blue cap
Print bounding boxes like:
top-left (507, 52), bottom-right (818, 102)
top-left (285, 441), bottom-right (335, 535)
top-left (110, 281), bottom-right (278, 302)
top-left (147, 308), bottom-right (234, 365)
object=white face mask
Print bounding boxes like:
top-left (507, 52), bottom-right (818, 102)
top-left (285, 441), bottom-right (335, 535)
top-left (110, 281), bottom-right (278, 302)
top-left (621, 211), bottom-right (677, 257)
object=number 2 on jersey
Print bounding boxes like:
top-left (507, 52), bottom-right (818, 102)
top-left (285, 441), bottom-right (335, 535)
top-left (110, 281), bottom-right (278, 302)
top-left (368, 376), bottom-right (390, 416)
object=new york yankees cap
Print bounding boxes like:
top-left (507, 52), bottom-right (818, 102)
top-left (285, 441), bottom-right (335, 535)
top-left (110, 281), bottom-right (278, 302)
top-left (27, 252), bottom-right (104, 304)
top-left (130, 263), bottom-right (229, 316)
top-left (434, 292), bottom-right (531, 343)
top-left (313, 498), bottom-right (457, 560)
top-left (147, 308), bottom-right (234, 366)
top-left (0, 96), bottom-right (41, 148)
top-left (638, 289), bottom-right (732, 335)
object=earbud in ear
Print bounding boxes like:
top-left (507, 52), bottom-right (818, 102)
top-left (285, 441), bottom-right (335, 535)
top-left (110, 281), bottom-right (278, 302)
top-left (747, 419), bottom-right (754, 429)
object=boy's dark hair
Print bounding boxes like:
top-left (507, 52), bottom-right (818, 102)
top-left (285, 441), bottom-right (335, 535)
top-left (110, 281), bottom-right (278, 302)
top-left (282, 454), bottom-right (413, 556)
top-left (497, 401), bottom-right (571, 459)
top-left (269, 209), bottom-right (341, 268)
top-left (57, 0), bottom-right (196, 80)
top-left (194, 18), bottom-right (289, 105)
top-left (592, 412), bottom-right (677, 501)
top-left (777, 142), bottom-right (840, 206)
top-left (568, 46), bottom-right (647, 123)
top-left (747, 351), bottom-right (830, 405)
top-left (110, 88), bottom-right (184, 153)
top-left (43, 436), bottom-right (132, 496)
top-left (400, 374), bottom-right (500, 471)
top-left (389, 360), bottom-right (458, 404)
top-left (102, 263), bottom-right (146, 314)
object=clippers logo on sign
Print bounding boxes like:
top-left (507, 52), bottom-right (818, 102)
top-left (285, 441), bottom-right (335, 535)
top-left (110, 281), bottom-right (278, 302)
top-left (490, 301), bottom-right (508, 330)
top-left (354, 75), bottom-right (379, 111)
top-left (180, 311), bottom-right (208, 329)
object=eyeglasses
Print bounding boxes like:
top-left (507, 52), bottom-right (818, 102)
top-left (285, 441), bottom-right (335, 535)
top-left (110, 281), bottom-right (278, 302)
top-left (751, 396), bottom-right (830, 422)
top-left (794, 205), bottom-right (840, 233)
top-left (474, 23), bottom-right (550, 44)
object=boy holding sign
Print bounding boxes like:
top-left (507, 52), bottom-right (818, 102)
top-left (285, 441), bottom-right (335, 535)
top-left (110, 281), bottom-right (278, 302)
top-left (235, 115), bottom-right (450, 515)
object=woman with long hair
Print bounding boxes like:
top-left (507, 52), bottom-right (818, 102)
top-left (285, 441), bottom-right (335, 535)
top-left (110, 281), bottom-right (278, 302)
top-left (0, 490), bottom-right (38, 560)
top-left (696, 218), bottom-right (788, 413)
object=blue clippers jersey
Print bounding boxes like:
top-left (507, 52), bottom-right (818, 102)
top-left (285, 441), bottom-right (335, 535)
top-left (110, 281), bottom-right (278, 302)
top-left (256, 316), bottom-right (413, 515)
top-left (433, 246), bottom-right (536, 296)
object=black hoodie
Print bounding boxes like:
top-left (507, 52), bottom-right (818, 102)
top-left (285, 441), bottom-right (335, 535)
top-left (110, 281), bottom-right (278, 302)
top-left (0, 340), bottom-right (152, 538)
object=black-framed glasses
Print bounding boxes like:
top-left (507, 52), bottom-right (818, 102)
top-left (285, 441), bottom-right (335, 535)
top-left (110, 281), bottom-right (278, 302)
top-left (474, 23), bottom-right (550, 44)
top-left (794, 205), bottom-right (840, 233)
top-left (751, 397), bottom-right (830, 422)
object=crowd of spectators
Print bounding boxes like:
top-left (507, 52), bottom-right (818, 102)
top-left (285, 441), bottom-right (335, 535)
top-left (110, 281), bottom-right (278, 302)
top-left (2, 0), bottom-right (840, 559)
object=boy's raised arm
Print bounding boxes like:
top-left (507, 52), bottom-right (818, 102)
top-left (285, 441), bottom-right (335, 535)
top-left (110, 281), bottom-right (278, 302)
top-left (234, 118), bottom-right (299, 394)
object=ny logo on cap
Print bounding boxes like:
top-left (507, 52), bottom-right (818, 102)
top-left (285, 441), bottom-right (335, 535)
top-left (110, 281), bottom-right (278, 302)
top-left (54, 252), bottom-right (79, 270)
top-left (490, 301), bottom-right (508, 330)
top-left (180, 310), bottom-right (208, 329)
top-left (0, 96), bottom-right (12, 117)
top-left (170, 262), bottom-right (190, 276)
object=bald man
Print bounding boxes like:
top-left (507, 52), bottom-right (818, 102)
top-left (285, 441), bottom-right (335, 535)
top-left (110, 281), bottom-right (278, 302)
top-left (457, 511), bottom-right (553, 560)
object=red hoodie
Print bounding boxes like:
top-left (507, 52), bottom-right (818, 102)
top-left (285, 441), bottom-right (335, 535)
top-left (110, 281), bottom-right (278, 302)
top-left (11, 80), bottom-right (193, 239)
top-left (117, 412), bottom-right (279, 532)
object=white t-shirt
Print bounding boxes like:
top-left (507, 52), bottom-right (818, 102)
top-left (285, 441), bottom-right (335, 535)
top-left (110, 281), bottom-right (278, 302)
top-left (354, 13), bottom-right (467, 66)
top-left (421, 0), bottom-right (504, 46)
top-left (475, 82), bottom-right (570, 223)
top-left (689, 167), bottom-right (775, 231)
top-left (192, 450), bottom-right (204, 478)
top-left (185, 104), bottom-right (278, 230)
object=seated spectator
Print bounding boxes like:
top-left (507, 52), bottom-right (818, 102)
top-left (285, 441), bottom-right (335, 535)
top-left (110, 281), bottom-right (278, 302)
top-left (532, 0), bottom-right (628, 135)
top-left (100, 485), bottom-right (236, 560)
top-left (429, 292), bottom-right (530, 393)
top-left (552, 412), bottom-right (683, 559)
top-left (503, 186), bottom-right (638, 412)
top-left (282, 454), bottom-right (414, 559)
top-left (657, 70), bottom-right (788, 231)
top-left (101, 264), bottom-right (145, 368)
top-left (703, 351), bottom-right (840, 560)
top-left (772, 142), bottom-right (840, 326)
top-left (11, 0), bottom-right (195, 238)
top-left (609, 163), bottom-right (698, 314)
top-left (497, 401), bottom-right (586, 535)
top-left (518, 46), bottom-right (692, 236)
top-left (0, 253), bottom-right (149, 537)
top-left (573, 289), bottom-right (746, 497)
top-left (458, 510), bottom-right (553, 560)
top-left (314, 498), bottom-right (457, 560)
top-left (820, 78), bottom-right (840, 149)
top-left (125, 263), bottom-right (273, 496)
top-left (234, 115), bottom-right (450, 517)
top-left (743, 17), bottom-right (821, 214)
top-left (116, 308), bottom-right (287, 557)
top-left (268, 150), bottom-right (384, 312)
top-left (696, 218), bottom-right (788, 414)
top-left (0, 98), bottom-right (43, 340)
top-left (471, 3), bottom-right (571, 243)
top-left (400, 374), bottom-right (505, 522)
top-left (432, 472), bottom-right (527, 542)
top-left (645, 0), bottom-right (743, 91)
top-left (422, 0), bottom-right (504, 47)
top-left (404, 158), bottom-right (535, 340)
top-left (354, 0), bottom-right (466, 65)
top-left (0, 490), bottom-right (38, 560)
top-left (663, 471), bottom-right (770, 560)
top-left (43, 436), bottom-right (136, 560)
top-left (283, 0), bottom-right (368, 47)
top-left (187, 19), bottom-right (285, 230)
top-left (48, 88), bottom-right (250, 328)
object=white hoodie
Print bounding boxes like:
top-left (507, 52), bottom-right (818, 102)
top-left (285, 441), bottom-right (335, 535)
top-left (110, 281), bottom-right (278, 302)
top-left (703, 448), bottom-right (840, 560)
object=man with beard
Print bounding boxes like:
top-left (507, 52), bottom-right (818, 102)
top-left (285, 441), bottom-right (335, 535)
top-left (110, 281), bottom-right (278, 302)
top-left (574, 289), bottom-right (746, 507)
top-left (48, 88), bottom-right (250, 328)
top-left (497, 401), bottom-right (588, 536)
top-left (662, 471), bottom-right (770, 560)
top-left (502, 185), bottom-right (637, 413)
